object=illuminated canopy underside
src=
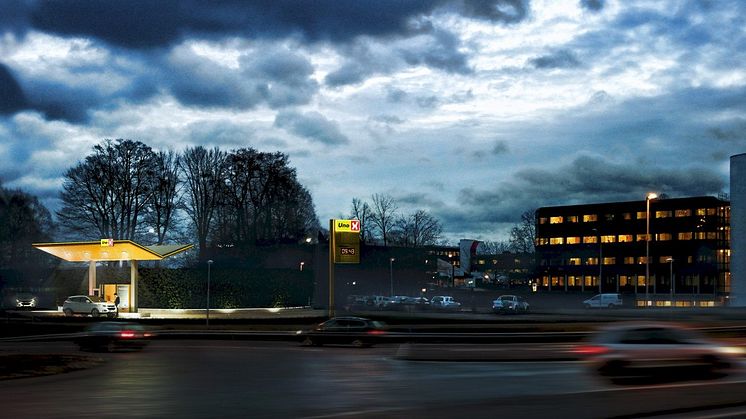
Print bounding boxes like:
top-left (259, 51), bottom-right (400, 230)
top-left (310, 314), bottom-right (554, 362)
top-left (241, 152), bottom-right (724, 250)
top-left (33, 240), bottom-right (193, 262)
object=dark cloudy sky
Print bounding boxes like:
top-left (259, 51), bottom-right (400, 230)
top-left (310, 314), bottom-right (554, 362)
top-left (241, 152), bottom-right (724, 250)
top-left (1, 0), bottom-right (745, 243)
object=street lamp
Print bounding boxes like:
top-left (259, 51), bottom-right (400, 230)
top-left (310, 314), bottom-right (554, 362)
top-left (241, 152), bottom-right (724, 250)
top-left (206, 259), bottom-right (213, 327)
top-left (299, 261), bottom-right (305, 271)
top-left (389, 257), bottom-right (395, 296)
top-left (645, 192), bottom-right (658, 302)
top-left (667, 257), bottom-right (674, 304)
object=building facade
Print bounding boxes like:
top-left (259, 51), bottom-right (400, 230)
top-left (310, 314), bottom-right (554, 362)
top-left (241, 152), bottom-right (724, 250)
top-left (535, 196), bottom-right (730, 306)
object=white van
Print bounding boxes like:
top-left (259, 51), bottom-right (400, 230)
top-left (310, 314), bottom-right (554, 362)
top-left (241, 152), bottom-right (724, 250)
top-left (583, 293), bottom-right (623, 309)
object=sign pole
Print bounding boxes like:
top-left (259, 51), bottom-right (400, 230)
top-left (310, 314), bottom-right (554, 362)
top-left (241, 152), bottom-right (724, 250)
top-left (328, 219), bottom-right (335, 318)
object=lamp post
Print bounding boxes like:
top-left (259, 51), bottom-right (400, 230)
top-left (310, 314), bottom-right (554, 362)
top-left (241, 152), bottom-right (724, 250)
top-left (645, 193), bottom-right (658, 301)
top-left (300, 261), bottom-right (305, 271)
top-left (389, 257), bottom-right (395, 296)
top-left (667, 257), bottom-right (674, 304)
top-left (206, 259), bottom-right (213, 328)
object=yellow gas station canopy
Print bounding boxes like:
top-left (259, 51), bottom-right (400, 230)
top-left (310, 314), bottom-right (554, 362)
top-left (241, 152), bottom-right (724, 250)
top-left (33, 240), bottom-right (193, 262)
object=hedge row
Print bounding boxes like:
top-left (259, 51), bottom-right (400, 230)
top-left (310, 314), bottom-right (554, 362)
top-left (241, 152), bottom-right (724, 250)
top-left (44, 267), bottom-right (314, 309)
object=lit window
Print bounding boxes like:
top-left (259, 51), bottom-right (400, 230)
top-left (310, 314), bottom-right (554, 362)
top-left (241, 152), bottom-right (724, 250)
top-left (656, 233), bottom-right (672, 241)
top-left (620, 275), bottom-right (629, 286)
top-left (678, 232), bottom-right (693, 240)
top-left (695, 232), bottom-right (706, 240)
top-left (583, 236), bottom-right (597, 244)
top-left (618, 235), bottom-right (633, 243)
top-left (568, 258), bottom-right (582, 266)
top-left (538, 238), bottom-right (549, 245)
top-left (550, 216), bottom-right (563, 224)
top-left (636, 234), bottom-right (648, 242)
top-left (550, 237), bottom-right (564, 245)
top-left (567, 215), bottom-right (578, 223)
top-left (655, 210), bottom-right (672, 218)
top-left (637, 256), bottom-right (649, 264)
top-left (622, 213), bottom-right (633, 220)
top-left (568, 276), bottom-right (579, 286)
top-left (601, 235), bottom-right (616, 243)
top-left (659, 256), bottom-right (673, 263)
top-left (675, 209), bottom-right (692, 217)
top-left (624, 257), bottom-right (635, 264)
top-left (539, 217), bottom-right (547, 224)
top-left (586, 257), bottom-right (598, 265)
top-left (696, 208), bottom-right (706, 216)
top-left (605, 214), bottom-right (615, 221)
top-left (478, 259), bottom-right (485, 265)
top-left (637, 275), bottom-right (646, 286)
top-left (637, 212), bottom-right (647, 219)
top-left (707, 232), bottom-right (717, 239)
top-left (583, 214), bottom-right (597, 222)
top-left (602, 257), bottom-right (616, 265)
top-left (706, 208), bottom-right (716, 216)
top-left (566, 237), bottom-right (581, 244)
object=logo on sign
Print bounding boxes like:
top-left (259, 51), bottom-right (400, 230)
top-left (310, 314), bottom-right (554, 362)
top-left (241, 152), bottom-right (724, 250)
top-left (350, 220), bottom-right (360, 232)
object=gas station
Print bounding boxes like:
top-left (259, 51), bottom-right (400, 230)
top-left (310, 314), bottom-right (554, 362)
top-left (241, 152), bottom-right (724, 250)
top-left (33, 240), bottom-right (193, 313)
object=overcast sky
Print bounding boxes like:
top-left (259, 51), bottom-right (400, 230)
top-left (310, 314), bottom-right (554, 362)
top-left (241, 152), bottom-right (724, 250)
top-left (1, 0), bottom-right (745, 243)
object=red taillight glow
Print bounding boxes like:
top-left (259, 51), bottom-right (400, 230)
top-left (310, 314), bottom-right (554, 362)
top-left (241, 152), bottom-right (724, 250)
top-left (573, 345), bottom-right (610, 356)
top-left (367, 330), bottom-right (386, 335)
top-left (119, 331), bottom-right (136, 338)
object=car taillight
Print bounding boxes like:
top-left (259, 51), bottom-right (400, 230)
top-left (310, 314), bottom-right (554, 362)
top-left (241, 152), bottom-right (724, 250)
top-left (119, 331), bottom-right (136, 338)
top-left (573, 344), bottom-right (610, 356)
top-left (367, 330), bottom-right (386, 335)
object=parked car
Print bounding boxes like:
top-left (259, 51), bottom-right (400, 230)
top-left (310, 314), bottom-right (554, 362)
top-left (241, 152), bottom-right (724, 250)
top-left (492, 295), bottom-right (529, 314)
top-left (583, 293), bottom-right (623, 309)
top-left (14, 293), bottom-right (37, 309)
top-left (62, 295), bottom-right (117, 317)
top-left (430, 296), bottom-right (461, 310)
top-left (384, 296), bottom-right (410, 310)
top-left (365, 295), bottom-right (390, 309)
top-left (574, 322), bottom-right (742, 378)
top-left (75, 322), bottom-right (154, 352)
top-left (296, 316), bottom-right (387, 347)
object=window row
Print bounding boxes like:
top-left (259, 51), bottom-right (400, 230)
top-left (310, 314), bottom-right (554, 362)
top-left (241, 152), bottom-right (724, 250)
top-left (538, 231), bottom-right (720, 245)
top-left (541, 255), bottom-right (717, 266)
top-left (540, 208), bottom-right (719, 224)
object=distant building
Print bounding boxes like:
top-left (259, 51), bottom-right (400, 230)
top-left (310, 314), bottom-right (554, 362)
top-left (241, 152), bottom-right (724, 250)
top-left (535, 196), bottom-right (730, 306)
top-left (471, 251), bottom-right (534, 287)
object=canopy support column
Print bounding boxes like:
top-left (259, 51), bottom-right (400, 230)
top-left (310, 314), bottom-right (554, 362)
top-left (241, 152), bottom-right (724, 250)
top-left (130, 260), bottom-right (138, 313)
top-left (88, 260), bottom-right (96, 295)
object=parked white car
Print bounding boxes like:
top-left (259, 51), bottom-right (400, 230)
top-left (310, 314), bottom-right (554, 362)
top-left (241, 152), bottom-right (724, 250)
top-left (430, 296), bottom-right (461, 310)
top-left (492, 295), bottom-right (529, 313)
top-left (583, 293), bottom-right (623, 309)
top-left (63, 295), bottom-right (117, 317)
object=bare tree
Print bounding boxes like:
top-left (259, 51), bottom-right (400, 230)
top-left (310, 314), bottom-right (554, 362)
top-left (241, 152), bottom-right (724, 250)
top-left (509, 209), bottom-right (536, 253)
top-left (369, 193), bottom-right (398, 246)
top-left (58, 139), bottom-right (156, 240)
top-left (144, 150), bottom-right (181, 245)
top-left (349, 197), bottom-right (371, 243)
top-left (479, 240), bottom-right (511, 254)
top-left (393, 210), bottom-right (442, 247)
top-left (0, 185), bottom-right (55, 268)
top-left (180, 146), bottom-right (227, 260)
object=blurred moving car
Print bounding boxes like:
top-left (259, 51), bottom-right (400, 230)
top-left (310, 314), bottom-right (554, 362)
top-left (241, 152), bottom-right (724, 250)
top-left (492, 295), bottom-right (529, 314)
top-left (14, 293), bottom-right (38, 309)
top-left (430, 296), bottom-right (461, 310)
top-left (296, 316), bottom-right (387, 347)
top-left (574, 322), bottom-right (742, 378)
top-left (62, 295), bottom-right (117, 317)
top-left (75, 322), bottom-right (153, 352)
top-left (583, 293), bottom-right (623, 308)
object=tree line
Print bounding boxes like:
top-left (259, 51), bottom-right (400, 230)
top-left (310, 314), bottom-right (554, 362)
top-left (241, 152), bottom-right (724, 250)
top-left (51, 139), bottom-right (318, 261)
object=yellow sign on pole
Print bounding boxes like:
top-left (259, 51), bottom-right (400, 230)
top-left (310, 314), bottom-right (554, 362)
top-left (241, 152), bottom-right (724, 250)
top-left (332, 219), bottom-right (360, 264)
top-left (100, 238), bottom-right (114, 247)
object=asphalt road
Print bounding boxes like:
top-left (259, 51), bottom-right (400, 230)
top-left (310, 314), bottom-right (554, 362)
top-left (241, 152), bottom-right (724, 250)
top-left (2, 340), bottom-right (746, 418)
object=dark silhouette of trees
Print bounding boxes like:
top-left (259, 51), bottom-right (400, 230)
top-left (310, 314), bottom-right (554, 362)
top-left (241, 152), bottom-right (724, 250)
top-left (393, 209), bottom-right (442, 247)
top-left (370, 193), bottom-right (398, 246)
top-left (0, 184), bottom-right (54, 268)
top-left (144, 150), bottom-right (181, 245)
top-left (349, 197), bottom-right (372, 243)
top-left (58, 139), bottom-right (156, 240)
top-left (509, 209), bottom-right (536, 253)
top-left (180, 146), bottom-right (227, 261)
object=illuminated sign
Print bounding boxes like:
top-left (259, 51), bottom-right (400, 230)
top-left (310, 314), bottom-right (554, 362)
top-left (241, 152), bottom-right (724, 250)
top-left (332, 219), bottom-right (360, 264)
top-left (100, 238), bottom-right (114, 247)
top-left (334, 219), bottom-right (360, 233)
